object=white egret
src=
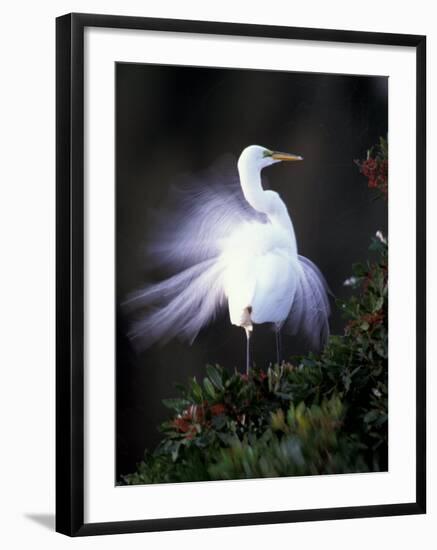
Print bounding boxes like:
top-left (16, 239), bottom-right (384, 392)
top-left (126, 145), bottom-right (330, 372)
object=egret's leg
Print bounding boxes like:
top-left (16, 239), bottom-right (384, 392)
top-left (275, 325), bottom-right (282, 366)
top-left (240, 306), bottom-right (253, 375)
top-left (245, 328), bottom-right (252, 375)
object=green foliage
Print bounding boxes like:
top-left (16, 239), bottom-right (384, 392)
top-left (210, 397), bottom-right (367, 480)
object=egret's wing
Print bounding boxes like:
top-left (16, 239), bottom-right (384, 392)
top-left (145, 154), bottom-right (268, 271)
top-left (124, 154), bottom-right (267, 349)
top-left (126, 259), bottom-right (227, 348)
top-left (283, 255), bottom-right (330, 351)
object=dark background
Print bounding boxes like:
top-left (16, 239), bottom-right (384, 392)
top-left (116, 63), bottom-right (388, 480)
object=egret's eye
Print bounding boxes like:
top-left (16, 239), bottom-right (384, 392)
top-left (262, 149), bottom-right (273, 158)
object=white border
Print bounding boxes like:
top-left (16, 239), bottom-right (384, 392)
top-left (84, 27), bottom-right (416, 523)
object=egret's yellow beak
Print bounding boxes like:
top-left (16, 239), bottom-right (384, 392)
top-left (271, 151), bottom-right (303, 162)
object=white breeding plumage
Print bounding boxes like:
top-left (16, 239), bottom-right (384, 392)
top-left (125, 145), bottom-right (330, 371)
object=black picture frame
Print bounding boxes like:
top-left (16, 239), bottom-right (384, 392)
top-left (56, 12), bottom-right (426, 537)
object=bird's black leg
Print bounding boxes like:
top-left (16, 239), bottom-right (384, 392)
top-left (275, 325), bottom-right (282, 366)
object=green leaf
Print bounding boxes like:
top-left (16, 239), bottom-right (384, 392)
top-left (363, 410), bottom-right (380, 424)
top-left (372, 297), bottom-right (384, 312)
top-left (191, 379), bottom-right (203, 403)
top-left (162, 398), bottom-right (190, 411)
top-left (206, 364), bottom-right (225, 391)
top-left (211, 414), bottom-right (227, 430)
top-left (171, 441), bottom-right (181, 462)
top-left (203, 378), bottom-right (216, 400)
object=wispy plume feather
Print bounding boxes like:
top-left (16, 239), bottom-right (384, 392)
top-left (124, 155), bottom-right (265, 349)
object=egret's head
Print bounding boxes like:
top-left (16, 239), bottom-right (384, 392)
top-left (238, 145), bottom-right (303, 172)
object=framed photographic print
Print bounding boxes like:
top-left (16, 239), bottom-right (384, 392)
top-left (56, 13), bottom-right (426, 536)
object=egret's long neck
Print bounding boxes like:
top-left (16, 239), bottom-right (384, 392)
top-left (238, 161), bottom-right (266, 214)
top-left (238, 160), bottom-right (296, 241)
